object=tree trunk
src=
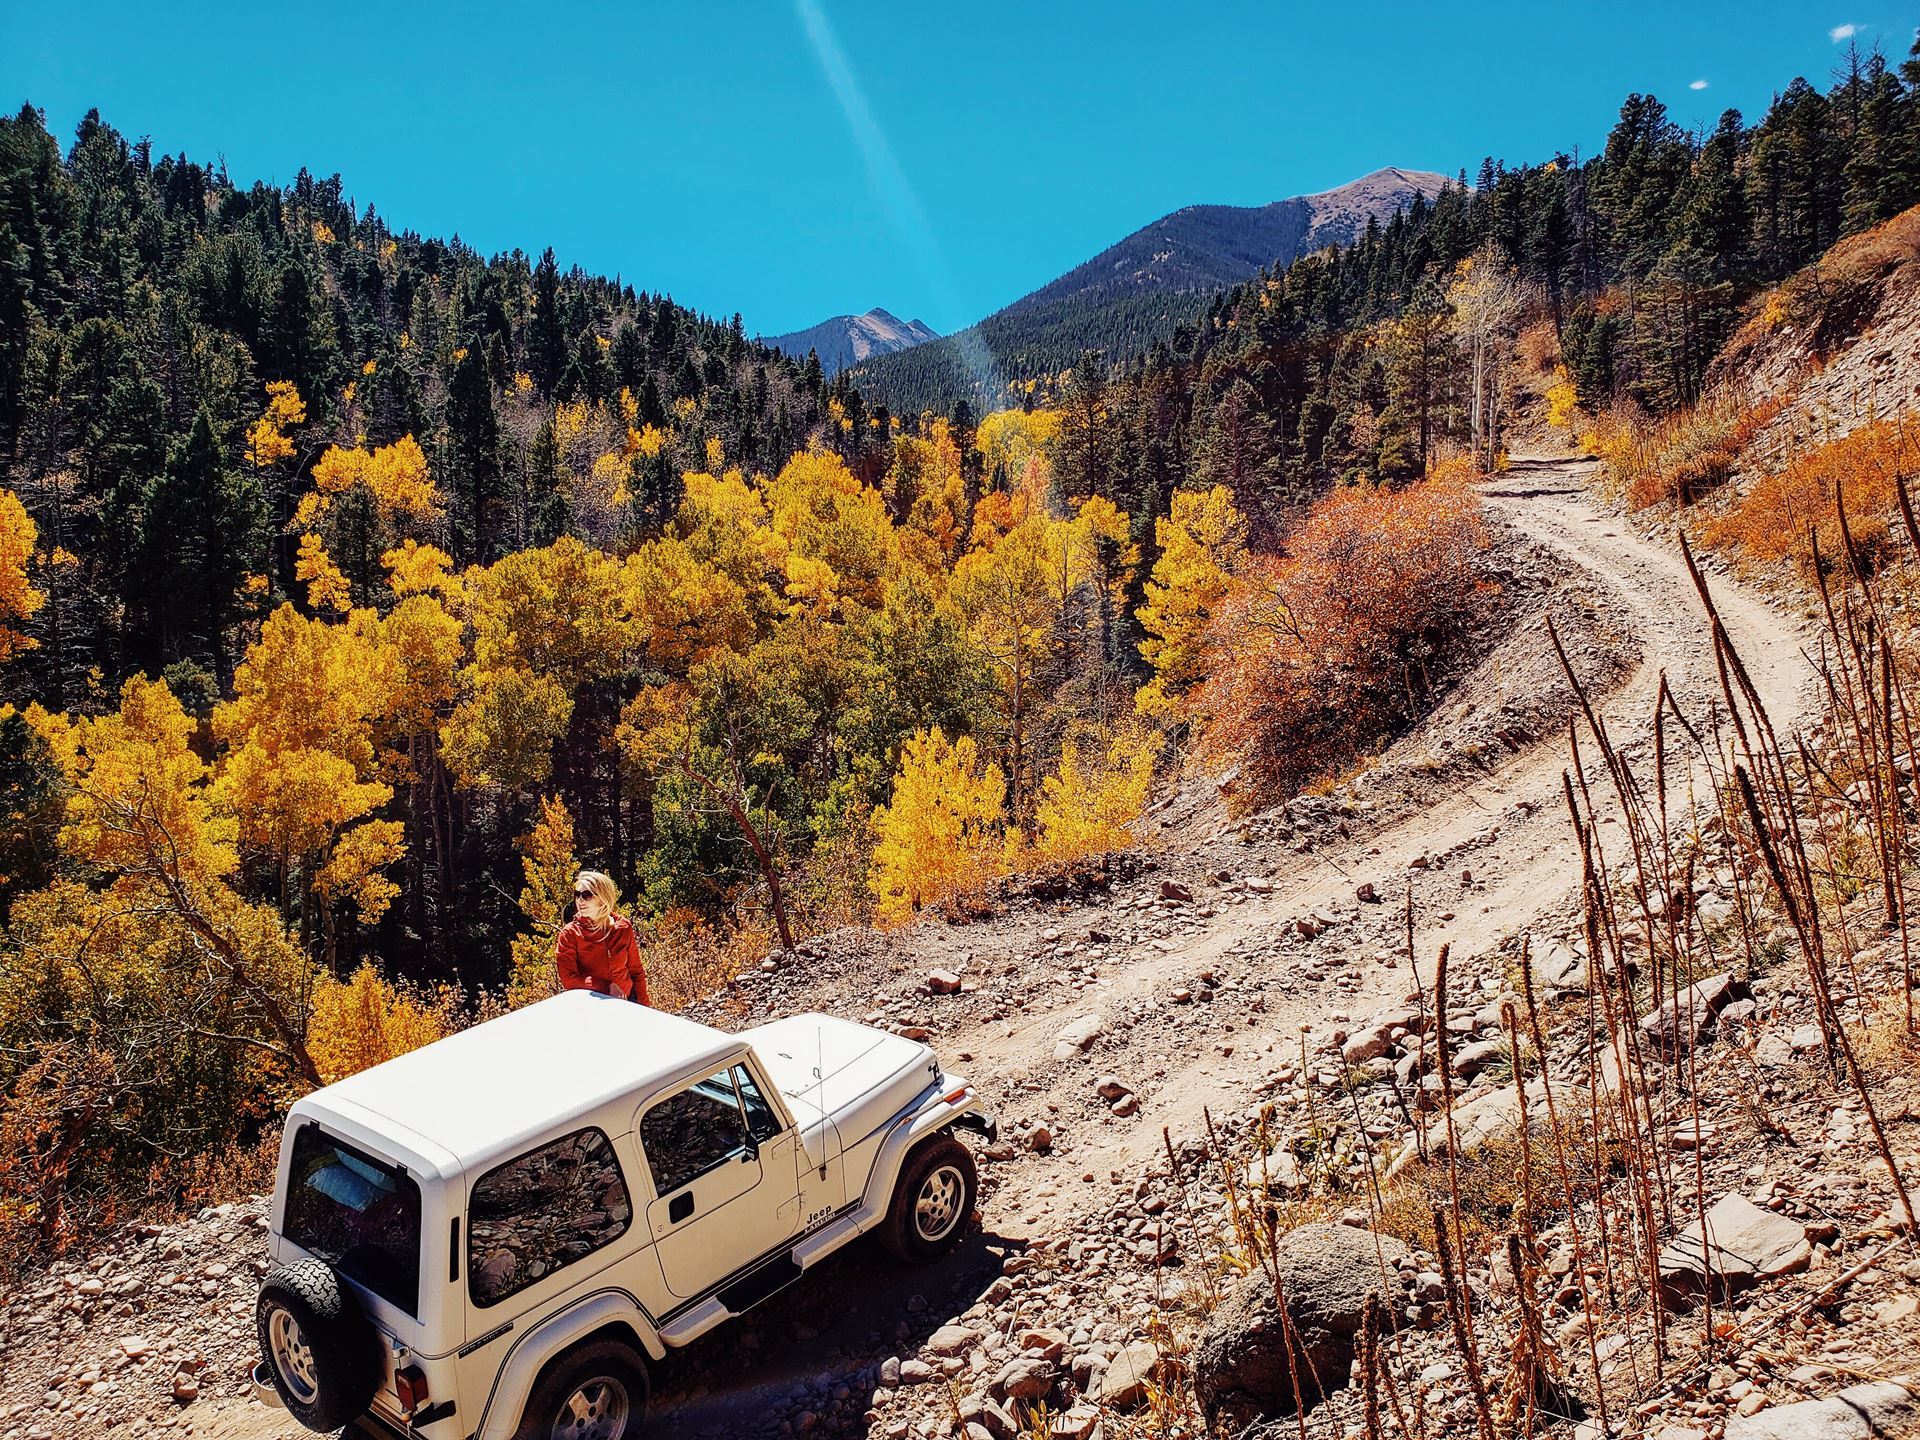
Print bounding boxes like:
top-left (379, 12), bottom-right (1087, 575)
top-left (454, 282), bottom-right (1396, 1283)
top-left (686, 764), bottom-right (795, 953)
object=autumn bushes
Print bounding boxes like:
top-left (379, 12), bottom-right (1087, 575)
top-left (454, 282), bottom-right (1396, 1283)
top-left (867, 724), bottom-right (1160, 923)
top-left (1174, 472), bottom-right (1490, 800)
top-left (1589, 391), bottom-right (1784, 509)
top-left (1704, 415), bottom-right (1920, 575)
top-left (1598, 381), bottom-right (1920, 585)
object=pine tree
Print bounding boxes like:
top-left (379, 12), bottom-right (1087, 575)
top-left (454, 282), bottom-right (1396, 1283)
top-left (137, 409), bottom-right (262, 678)
top-left (446, 343), bottom-right (503, 562)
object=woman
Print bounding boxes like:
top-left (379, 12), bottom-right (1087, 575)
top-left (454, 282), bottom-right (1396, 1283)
top-left (554, 870), bottom-right (651, 1005)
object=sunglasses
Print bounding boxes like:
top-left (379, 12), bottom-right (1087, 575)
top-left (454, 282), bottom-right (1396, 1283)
top-left (574, 888), bottom-right (596, 899)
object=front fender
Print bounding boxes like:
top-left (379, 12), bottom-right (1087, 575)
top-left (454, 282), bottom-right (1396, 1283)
top-left (475, 1289), bottom-right (664, 1440)
top-left (858, 1075), bottom-right (991, 1213)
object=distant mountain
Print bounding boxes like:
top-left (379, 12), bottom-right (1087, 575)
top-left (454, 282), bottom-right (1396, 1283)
top-left (851, 167), bottom-right (1452, 412)
top-left (762, 307), bottom-right (939, 375)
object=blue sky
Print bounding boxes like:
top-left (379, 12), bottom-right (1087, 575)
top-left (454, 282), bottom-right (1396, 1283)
top-left (1, 3), bottom-right (1896, 336)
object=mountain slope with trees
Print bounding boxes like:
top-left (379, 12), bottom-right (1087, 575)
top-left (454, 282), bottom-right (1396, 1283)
top-left (4, 32), bottom-right (1920, 1273)
top-left (849, 167), bottom-right (1449, 412)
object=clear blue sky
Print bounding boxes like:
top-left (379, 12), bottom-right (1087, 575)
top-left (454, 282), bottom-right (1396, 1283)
top-left (1, 3), bottom-right (1896, 336)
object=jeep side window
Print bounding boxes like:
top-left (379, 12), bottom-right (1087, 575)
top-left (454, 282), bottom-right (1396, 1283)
top-left (642, 1069), bottom-right (750, 1195)
top-left (466, 1127), bottom-right (632, 1308)
top-left (733, 1064), bottom-right (783, 1144)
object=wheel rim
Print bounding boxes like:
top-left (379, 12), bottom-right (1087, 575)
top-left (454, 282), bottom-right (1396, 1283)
top-left (267, 1305), bottom-right (320, 1406)
top-left (553, 1375), bottom-right (631, 1440)
top-left (914, 1163), bottom-right (966, 1242)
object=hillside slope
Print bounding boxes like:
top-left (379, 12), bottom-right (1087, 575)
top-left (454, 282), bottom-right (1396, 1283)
top-left (850, 167), bottom-right (1450, 412)
top-left (1708, 204), bottom-right (1920, 463)
top-left (760, 307), bottom-right (938, 375)
top-left (27, 465), bottom-right (1911, 1440)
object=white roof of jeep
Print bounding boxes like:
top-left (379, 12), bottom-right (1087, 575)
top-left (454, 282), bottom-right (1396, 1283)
top-left (307, 991), bottom-right (743, 1169)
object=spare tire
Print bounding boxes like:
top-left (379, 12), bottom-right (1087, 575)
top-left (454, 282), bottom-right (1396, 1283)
top-left (256, 1259), bottom-right (382, 1432)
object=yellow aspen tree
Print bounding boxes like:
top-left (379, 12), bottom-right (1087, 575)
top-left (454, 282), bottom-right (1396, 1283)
top-left (23, 677), bottom-right (322, 1086)
top-left (1135, 486), bottom-right (1246, 717)
top-left (508, 795), bottom-right (579, 1006)
top-left (869, 728), bottom-right (1007, 923)
top-left (1032, 728), bottom-right (1161, 864)
top-left (0, 488), bottom-right (46, 661)
top-left (306, 961), bottom-right (454, 1084)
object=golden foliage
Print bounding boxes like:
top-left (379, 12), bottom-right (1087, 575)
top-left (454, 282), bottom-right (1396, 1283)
top-left (1135, 486), bottom-right (1246, 716)
top-left (295, 534), bottom-right (351, 613)
top-left (306, 962), bottom-right (454, 1085)
top-left (1704, 416), bottom-right (1920, 575)
top-left (1544, 367), bottom-right (1578, 435)
top-left (1595, 391), bottom-right (1785, 509)
top-left (0, 487), bottom-right (46, 661)
top-left (381, 539), bottom-right (461, 600)
top-left (1031, 727), bottom-right (1161, 865)
top-left (869, 728), bottom-right (1007, 924)
top-left (976, 409), bottom-right (1061, 495)
top-left (508, 795), bottom-right (578, 1007)
top-left (244, 381), bottom-right (305, 467)
top-left (302, 435), bottom-right (440, 528)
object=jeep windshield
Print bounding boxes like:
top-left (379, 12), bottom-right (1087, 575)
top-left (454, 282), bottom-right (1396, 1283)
top-left (283, 1122), bottom-right (422, 1316)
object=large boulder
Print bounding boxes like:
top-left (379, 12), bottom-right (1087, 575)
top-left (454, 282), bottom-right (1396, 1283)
top-left (1657, 1193), bottom-right (1811, 1306)
top-left (1191, 1224), bottom-right (1409, 1427)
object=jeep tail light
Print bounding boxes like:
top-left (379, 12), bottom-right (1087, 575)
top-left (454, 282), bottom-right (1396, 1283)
top-left (395, 1364), bottom-right (429, 1413)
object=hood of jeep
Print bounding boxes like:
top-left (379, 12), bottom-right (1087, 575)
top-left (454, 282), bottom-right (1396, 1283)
top-left (746, 1013), bottom-right (937, 1138)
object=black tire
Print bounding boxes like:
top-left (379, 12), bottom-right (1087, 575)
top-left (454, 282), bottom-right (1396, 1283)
top-left (255, 1259), bottom-right (381, 1432)
top-left (879, 1133), bottom-right (978, 1262)
top-left (514, 1337), bottom-right (650, 1440)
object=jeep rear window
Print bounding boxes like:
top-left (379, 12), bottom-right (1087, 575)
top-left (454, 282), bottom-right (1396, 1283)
top-left (283, 1123), bottom-right (421, 1316)
top-left (467, 1128), bottom-right (632, 1308)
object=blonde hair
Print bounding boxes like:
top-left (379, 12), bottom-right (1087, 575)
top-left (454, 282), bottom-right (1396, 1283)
top-left (575, 870), bottom-right (620, 916)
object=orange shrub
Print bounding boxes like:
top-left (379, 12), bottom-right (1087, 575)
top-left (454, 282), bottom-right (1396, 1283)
top-left (1704, 416), bottom-right (1920, 576)
top-left (1190, 475), bottom-right (1488, 802)
top-left (640, 906), bottom-right (775, 1010)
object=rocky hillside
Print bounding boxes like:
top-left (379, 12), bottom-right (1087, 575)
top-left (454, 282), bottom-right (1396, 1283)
top-left (1004, 167), bottom-right (1453, 316)
top-left (761, 308), bottom-right (939, 376)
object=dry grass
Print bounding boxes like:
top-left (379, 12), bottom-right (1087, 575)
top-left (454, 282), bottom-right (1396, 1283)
top-left (1589, 391), bottom-right (1785, 509)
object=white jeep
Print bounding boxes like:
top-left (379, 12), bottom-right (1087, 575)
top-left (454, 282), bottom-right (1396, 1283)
top-left (251, 989), bottom-right (995, 1439)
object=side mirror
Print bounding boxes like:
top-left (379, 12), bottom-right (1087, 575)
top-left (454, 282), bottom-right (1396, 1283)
top-left (741, 1135), bottom-right (759, 1162)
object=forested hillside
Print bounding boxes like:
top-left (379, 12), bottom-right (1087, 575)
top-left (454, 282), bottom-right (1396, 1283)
top-left (849, 168), bottom-right (1449, 413)
top-left (0, 104), bottom-right (885, 701)
top-left (1001, 44), bottom-right (1920, 540)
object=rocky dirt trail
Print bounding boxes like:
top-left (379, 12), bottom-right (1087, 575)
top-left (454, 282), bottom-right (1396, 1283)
top-left (0, 458), bottom-right (1846, 1440)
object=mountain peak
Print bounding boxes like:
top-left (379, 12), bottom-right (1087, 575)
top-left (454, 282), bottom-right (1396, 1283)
top-left (763, 308), bottom-right (940, 375)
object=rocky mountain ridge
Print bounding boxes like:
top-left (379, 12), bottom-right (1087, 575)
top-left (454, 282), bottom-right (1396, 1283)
top-left (761, 307), bottom-right (939, 375)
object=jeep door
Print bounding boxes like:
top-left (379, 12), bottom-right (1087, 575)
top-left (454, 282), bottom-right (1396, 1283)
top-left (637, 1062), bottom-right (800, 1298)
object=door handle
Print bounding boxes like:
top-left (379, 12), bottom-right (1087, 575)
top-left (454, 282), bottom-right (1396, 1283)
top-left (669, 1192), bottom-right (694, 1223)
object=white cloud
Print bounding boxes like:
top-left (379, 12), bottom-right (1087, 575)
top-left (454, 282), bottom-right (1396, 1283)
top-left (1690, 78), bottom-right (1710, 90)
top-left (1830, 21), bottom-right (1858, 40)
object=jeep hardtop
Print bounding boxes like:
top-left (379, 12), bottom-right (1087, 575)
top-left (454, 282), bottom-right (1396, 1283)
top-left (251, 989), bottom-right (994, 1440)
